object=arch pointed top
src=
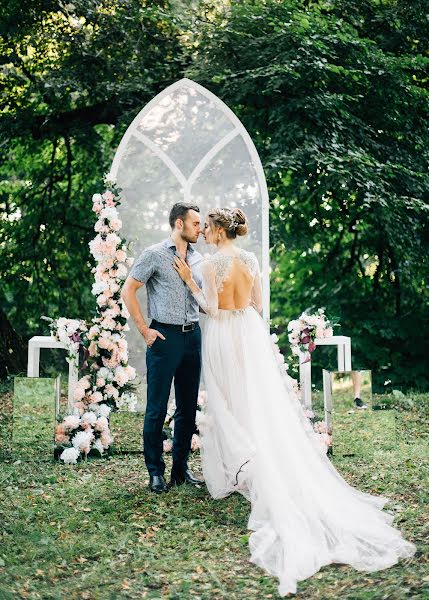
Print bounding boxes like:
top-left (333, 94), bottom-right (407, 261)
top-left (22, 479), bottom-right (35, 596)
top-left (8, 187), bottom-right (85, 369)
top-left (109, 77), bottom-right (270, 374)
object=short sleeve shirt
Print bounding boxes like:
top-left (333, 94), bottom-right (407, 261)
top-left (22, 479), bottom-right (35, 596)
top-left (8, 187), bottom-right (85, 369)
top-left (129, 237), bottom-right (203, 325)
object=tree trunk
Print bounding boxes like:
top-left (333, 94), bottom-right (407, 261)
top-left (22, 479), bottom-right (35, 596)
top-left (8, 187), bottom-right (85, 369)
top-left (0, 307), bottom-right (27, 378)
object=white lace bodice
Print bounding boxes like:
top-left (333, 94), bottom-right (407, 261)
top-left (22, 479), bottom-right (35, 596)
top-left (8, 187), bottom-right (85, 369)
top-left (193, 248), bottom-right (262, 318)
top-left (210, 248), bottom-right (259, 291)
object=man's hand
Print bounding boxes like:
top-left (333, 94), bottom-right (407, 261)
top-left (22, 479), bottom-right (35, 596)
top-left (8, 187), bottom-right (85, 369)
top-left (143, 328), bottom-right (166, 348)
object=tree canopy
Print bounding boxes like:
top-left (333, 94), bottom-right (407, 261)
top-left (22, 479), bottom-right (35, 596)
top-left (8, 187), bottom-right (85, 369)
top-left (1, 0), bottom-right (428, 389)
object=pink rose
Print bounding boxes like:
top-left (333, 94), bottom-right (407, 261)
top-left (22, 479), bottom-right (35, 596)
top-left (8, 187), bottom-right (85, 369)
top-left (197, 390), bottom-right (207, 407)
top-left (102, 355), bottom-right (120, 369)
top-left (103, 191), bottom-right (114, 202)
top-left (94, 221), bottom-right (108, 233)
top-left (101, 317), bottom-right (116, 330)
top-left (163, 439), bottom-right (172, 452)
top-left (79, 376), bottom-right (91, 390)
top-left (96, 294), bottom-right (107, 306)
top-left (55, 423), bottom-right (66, 436)
top-left (100, 430), bottom-right (114, 449)
top-left (55, 431), bottom-right (70, 443)
top-left (87, 326), bottom-right (100, 340)
top-left (111, 304), bottom-right (121, 317)
top-left (109, 218), bottom-right (122, 231)
top-left (105, 384), bottom-right (119, 399)
top-left (315, 325), bottom-right (324, 338)
top-left (88, 341), bottom-right (98, 357)
top-left (89, 391), bottom-right (103, 404)
top-left (98, 337), bottom-right (110, 350)
top-left (74, 401), bottom-right (86, 414)
top-left (63, 415), bottom-right (80, 431)
top-left (125, 365), bottom-right (136, 380)
top-left (191, 434), bottom-right (201, 451)
top-left (73, 386), bottom-right (86, 401)
top-left (95, 416), bottom-right (109, 432)
top-left (314, 421), bottom-right (328, 434)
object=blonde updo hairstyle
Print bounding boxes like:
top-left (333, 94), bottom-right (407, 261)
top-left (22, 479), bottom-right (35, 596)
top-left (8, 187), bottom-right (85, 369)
top-left (207, 207), bottom-right (248, 239)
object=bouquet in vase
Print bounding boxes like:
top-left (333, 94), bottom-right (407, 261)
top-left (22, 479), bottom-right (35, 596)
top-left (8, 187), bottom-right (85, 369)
top-left (288, 308), bottom-right (336, 364)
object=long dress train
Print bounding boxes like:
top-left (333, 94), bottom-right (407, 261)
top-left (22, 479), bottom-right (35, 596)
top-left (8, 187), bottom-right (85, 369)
top-left (192, 248), bottom-right (415, 597)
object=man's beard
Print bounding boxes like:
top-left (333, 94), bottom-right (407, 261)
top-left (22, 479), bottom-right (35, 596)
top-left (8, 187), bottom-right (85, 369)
top-left (181, 229), bottom-right (198, 243)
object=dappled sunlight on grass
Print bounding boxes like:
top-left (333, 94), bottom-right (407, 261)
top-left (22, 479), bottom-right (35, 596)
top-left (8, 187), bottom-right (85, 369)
top-left (0, 387), bottom-right (427, 599)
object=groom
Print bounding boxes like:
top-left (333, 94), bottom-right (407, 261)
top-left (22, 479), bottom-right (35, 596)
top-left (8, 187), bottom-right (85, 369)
top-left (121, 203), bottom-right (204, 493)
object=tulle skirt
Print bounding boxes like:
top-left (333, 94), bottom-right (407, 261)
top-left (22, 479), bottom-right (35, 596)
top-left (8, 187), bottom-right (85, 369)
top-left (198, 306), bottom-right (416, 596)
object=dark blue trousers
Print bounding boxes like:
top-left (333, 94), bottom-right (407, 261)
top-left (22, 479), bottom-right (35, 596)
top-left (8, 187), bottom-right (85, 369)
top-left (144, 321), bottom-right (201, 477)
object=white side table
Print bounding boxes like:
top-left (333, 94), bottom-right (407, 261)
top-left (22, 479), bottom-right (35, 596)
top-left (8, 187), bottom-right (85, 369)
top-left (299, 336), bottom-right (351, 409)
top-left (27, 336), bottom-right (78, 412)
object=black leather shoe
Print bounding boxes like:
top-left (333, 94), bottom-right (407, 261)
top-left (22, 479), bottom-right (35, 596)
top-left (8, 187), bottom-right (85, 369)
top-left (149, 475), bottom-right (169, 493)
top-left (354, 397), bottom-right (368, 409)
top-left (170, 468), bottom-right (204, 487)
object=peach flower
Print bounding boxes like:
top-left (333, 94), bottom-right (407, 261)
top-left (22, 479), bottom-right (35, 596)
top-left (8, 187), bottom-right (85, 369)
top-left (100, 430), bottom-right (114, 449)
top-left (89, 391), bottom-right (103, 404)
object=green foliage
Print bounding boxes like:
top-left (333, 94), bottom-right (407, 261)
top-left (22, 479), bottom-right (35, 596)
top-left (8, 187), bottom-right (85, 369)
top-left (1, 0), bottom-right (428, 389)
top-left (186, 0), bottom-right (429, 390)
top-left (0, 0), bottom-right (186, 334)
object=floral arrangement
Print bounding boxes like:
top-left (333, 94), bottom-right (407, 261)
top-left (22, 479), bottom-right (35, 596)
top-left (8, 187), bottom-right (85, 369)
top-left (270, 332), bottom-right (332, 454)
top-left (303, 409), bottom-right (332, 454)
top-left (42, 317), bottom-right (88, 368)
top-left (287, 308), bottom-right (335, 364)
top-left (53, 175), bottom-right (138, 464)
top-left (162, 390), bottom-right (206, 453)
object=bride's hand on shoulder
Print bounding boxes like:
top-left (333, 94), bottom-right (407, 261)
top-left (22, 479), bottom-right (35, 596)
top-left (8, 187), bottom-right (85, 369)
top-left (173, 256), bottom-right (192, 284)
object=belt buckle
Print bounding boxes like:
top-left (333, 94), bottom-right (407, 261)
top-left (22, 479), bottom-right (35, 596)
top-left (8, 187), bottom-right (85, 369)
top-left (182, 323), bottom-right (193, 332)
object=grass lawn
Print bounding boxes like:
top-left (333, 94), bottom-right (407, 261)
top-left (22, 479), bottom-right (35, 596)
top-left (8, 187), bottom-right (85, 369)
top-left (0, 383), bottom-right (428, 600)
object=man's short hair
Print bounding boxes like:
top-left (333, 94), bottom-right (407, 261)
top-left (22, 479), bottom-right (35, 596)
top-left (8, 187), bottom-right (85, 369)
top-left (169, 202), bottom-right (200, 229)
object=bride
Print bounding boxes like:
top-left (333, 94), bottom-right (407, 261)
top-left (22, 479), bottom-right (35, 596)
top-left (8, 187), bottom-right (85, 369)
top-left (173, 206), bottom-right (416, 596)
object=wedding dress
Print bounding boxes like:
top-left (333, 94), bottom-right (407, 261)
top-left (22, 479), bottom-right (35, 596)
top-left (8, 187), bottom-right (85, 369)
top-left (191, 247), bottom-right (415, 597)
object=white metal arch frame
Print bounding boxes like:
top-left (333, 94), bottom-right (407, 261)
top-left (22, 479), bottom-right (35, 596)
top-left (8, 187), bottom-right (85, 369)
top-left (109, 77), bottom-right (270, 320)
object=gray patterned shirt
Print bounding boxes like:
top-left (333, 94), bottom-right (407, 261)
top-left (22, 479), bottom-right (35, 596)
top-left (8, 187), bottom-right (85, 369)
top-left (129, 237), bottom-right (203, 325)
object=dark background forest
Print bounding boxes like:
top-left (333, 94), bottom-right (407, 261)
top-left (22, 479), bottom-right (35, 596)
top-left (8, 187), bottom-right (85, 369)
top-left (1, 0), bottom-right (428, 391)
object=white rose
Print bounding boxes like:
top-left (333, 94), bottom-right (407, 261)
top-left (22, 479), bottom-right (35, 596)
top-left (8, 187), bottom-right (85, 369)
top-left (98, 404), bottom-right (112, 418)
top-left (81, 411), bottom-right (97, 426)
top-left (100, 207), bottom-right (119, 221)
top-left (60, 447), bottom-right (80, 464)
top-left (92, 281), bottom-right (109, 296)
top-left (93, 439), bottom-right (104, 455)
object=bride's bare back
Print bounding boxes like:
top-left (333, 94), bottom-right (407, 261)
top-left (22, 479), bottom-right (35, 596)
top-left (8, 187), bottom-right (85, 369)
top-left (197, 248), bottom-right (263, 316)
top-left (217, 255), bottom-right (256, 310)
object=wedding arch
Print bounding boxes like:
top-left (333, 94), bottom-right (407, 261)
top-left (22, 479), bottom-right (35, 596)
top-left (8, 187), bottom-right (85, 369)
top-left (46, 80), bottom-right (333, 464)
top-left (109, 78), bottom-right (270, 377)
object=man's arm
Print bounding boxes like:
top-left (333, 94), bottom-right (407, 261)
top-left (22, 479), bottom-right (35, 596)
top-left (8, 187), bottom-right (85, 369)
top-left (120, 277), bottom-right (166, 347)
